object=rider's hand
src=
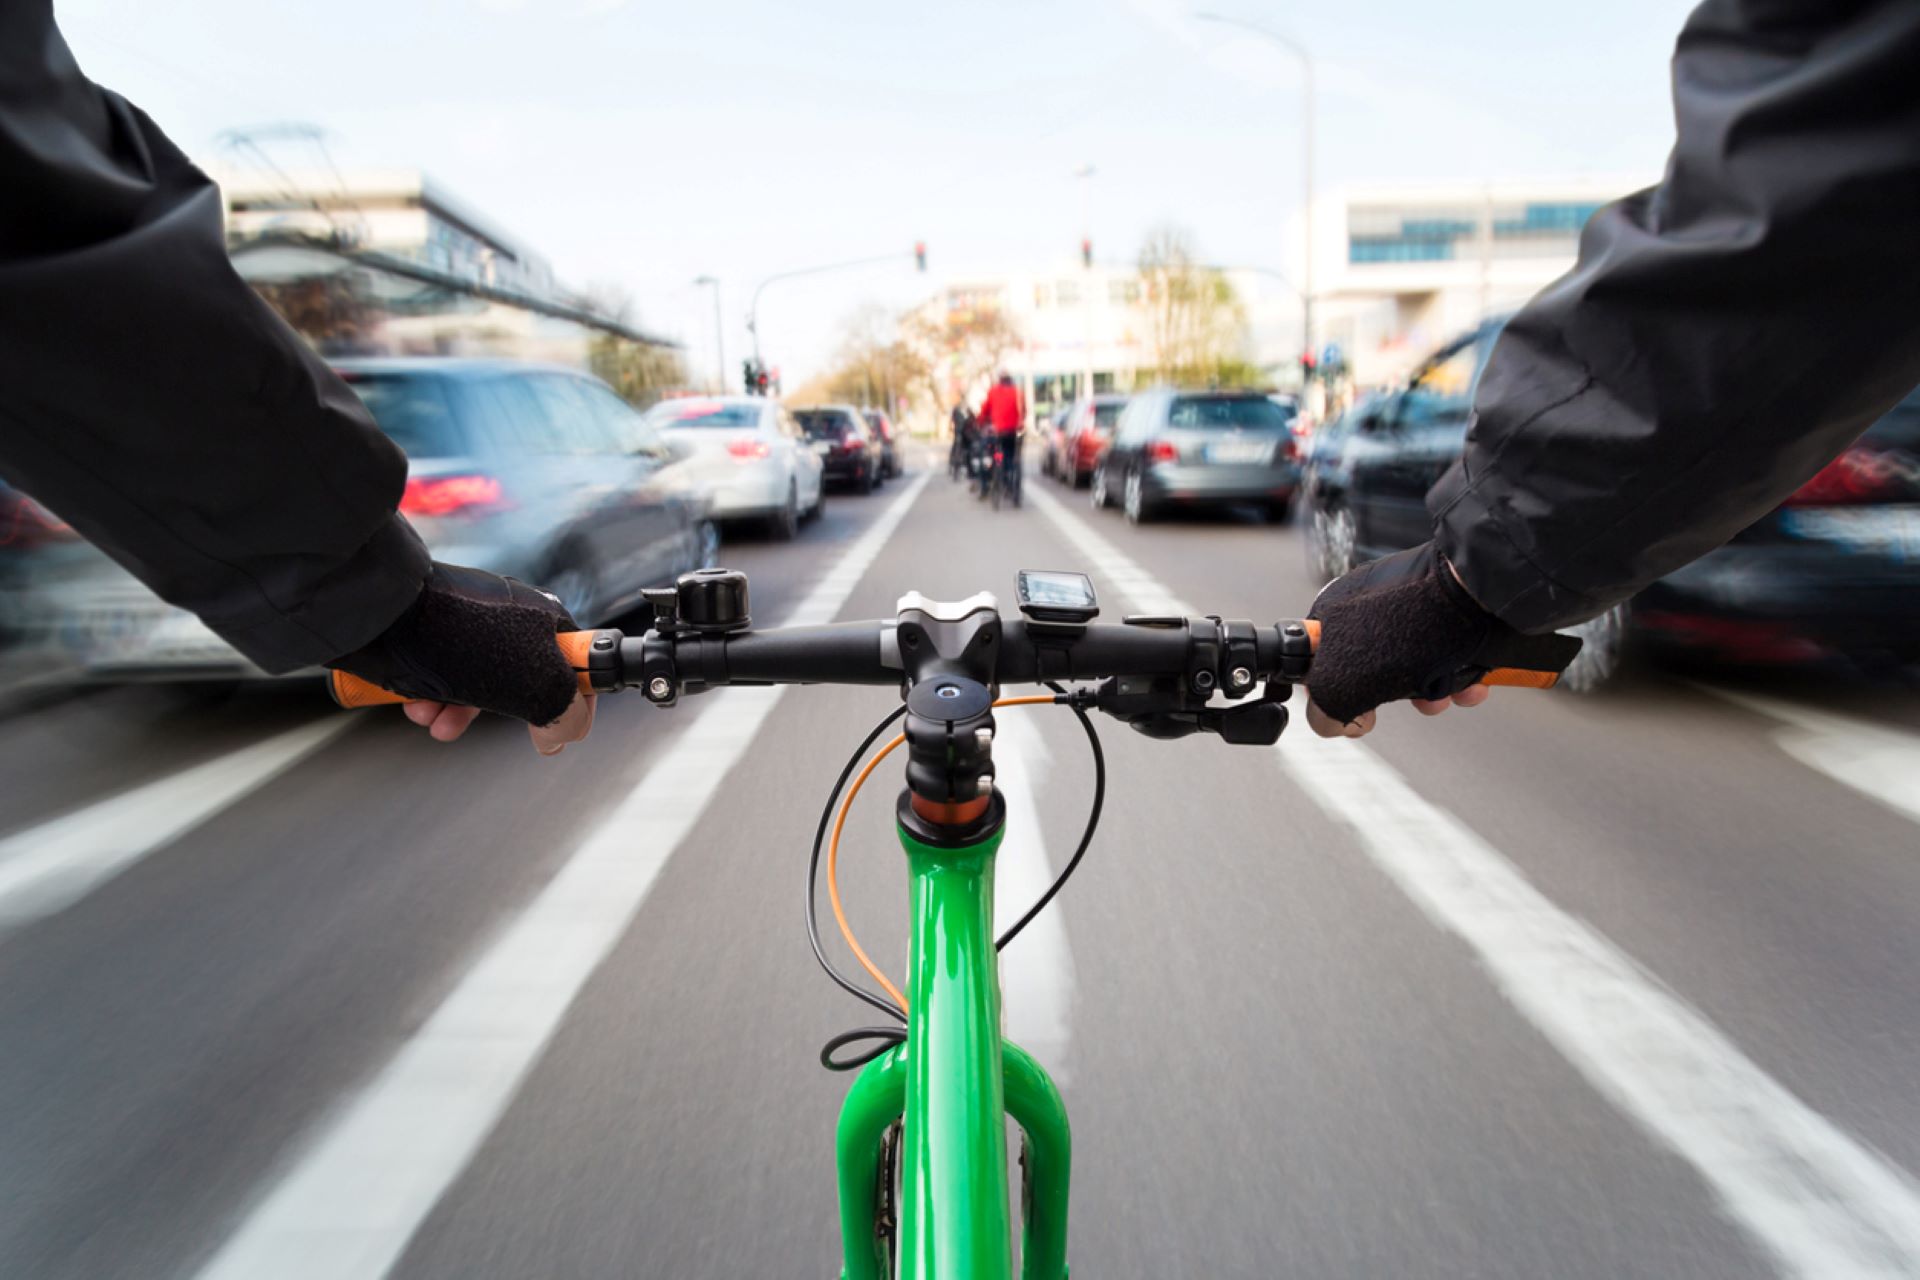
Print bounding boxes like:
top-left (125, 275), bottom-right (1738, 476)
top-left (1304, 541), bottom-right (1518, 738)
top-left (329, 563), bottom-right (597, 755)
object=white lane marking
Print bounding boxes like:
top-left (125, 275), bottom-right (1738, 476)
top-left (1037, 486), bottom-right (1920, 1278)
top-left (0, 716), bottom-right (354, 930)
top-left (1696, 685), bottom-right (1920, 826)
top-left (192, 471), bottom-right (931, 1280)
top-left (990, 707), bottom-right (1076, 1085)
top-left (1027, 484), bottom-right (1197, 615)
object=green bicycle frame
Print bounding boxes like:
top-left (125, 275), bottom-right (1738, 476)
top-left (835, 811), bottom-right (1072, 1279)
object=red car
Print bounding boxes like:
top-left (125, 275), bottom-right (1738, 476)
top-left (1048, 394), bottom-right (1129, 488)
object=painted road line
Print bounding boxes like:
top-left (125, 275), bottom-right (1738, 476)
top-left (991, 705), bottom-right (1077, 1085)
top-left (0, 716), bottom-right (355, 931)
top-left (1697, 685), bottom-right (1920, 826)
top-left (191, 471), bottom-right (932, 1280)
top-left (1038, 484), bottom-right (1920, 1278)
top-left (1026, 484), bottom-right (1197, 616)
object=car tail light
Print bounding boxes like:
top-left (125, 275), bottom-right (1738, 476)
top-left (0, 492), bottom-right (77, 550)
top-left (841, 429), bottom-right (865, 451)
top-left (726, 439), bottom-right (772, 461)
top-left (1146, 440), bottom-right (1180, 464)
top-left (1784, 448), bottom-right (1902, 506)
top-left (400, 474), bottom-right (508, 517)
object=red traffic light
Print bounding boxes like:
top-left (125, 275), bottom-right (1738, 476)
top-left (914, 241), bottom-right (927, 272)
top-left (1080, 237), bottom-right (1092, 269)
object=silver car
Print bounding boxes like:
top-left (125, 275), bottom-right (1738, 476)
top-left (2, 359), bottom-right (718, 682)
top-left (644, 396), bottom-right (825, 539)
top-left (1091, 389), bottom-right (1303, 525)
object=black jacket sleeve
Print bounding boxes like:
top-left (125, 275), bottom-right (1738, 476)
top-left (0, 1), bottom-right (429, 673)
top-left (1428, 0), bottom-right (1920, 634)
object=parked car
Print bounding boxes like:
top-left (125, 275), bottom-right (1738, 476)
top-left (646, 395), bottom-right (824, 540)
top-left (1047, 394), bottom-right (1128, 488)
top-left (796, 406), bottom-right (885, 494)
top-left (1, 359), bottom-right (718, 683)
top-left (863, 409), bottom-right (904, 478)
top-left (1299, 322), bottom-right (1920, 689)
top-left (1090, 389), bottom-right (1300, 524)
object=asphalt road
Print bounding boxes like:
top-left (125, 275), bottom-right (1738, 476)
top-left (3, 450), bottom-right (1918, 1279)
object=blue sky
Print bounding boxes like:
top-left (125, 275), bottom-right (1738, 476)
top-left (58, 0), bottom-right (1696, 384)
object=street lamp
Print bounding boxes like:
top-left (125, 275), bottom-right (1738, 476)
top-left (746, 245), bottom-right (928, 373)
top-left (693, 275), bottom-right (724, 393)
top-left (1075, 163), bottom-right (1096, 406)
top-left (1193, 11), bottom-right (1316, 376)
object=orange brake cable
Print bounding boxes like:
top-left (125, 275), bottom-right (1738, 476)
top-left (828, 695), bottom-right (1059, 1014)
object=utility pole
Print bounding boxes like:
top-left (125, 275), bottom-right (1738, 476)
top-left (1076, 163), bottom-right (1097, 406)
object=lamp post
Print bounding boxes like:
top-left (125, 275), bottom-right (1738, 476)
top-left (693, 275), bottom-right (724, 393)
top-left (746, 245), bottom-right (927, 374)
top-left (1075, 163), bottom-right (1096, 406)
top-left (1193, 12), bottom-right (1316, 375)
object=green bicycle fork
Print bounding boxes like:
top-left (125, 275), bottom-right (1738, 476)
top-left (836, 815), bottom-right (1071, 1279)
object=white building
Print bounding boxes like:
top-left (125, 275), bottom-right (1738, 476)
top-left (1311, 177), bottom-right (1650, 387)
top-left (921, 261), bottom-right (1302, 421)
top-left (214, 167), bottom-right (558, 301)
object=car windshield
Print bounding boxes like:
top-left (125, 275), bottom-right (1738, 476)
top-left (796, 410), bottom-right (856, 439)
top-left (1166, 396), bottom-right (1291, 431)
top-left (338, 373), bottom-right (464, 457)
top-left (651, 401), bottom-right (761, 429)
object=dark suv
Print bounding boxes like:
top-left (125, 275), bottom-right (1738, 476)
top-left (1090, 389), bottom-right (1300, 524)
top-left (1300, 322), bottom-right (1920, 688)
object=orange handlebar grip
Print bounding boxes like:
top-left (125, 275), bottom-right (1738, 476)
top-left (1301, 619), bottom-right (1321, 650)
top-left (329, 669), bottom-right (409, 707)
top-left (1481, 667), bottom-right (1559, 689)
top-left (328, 630), bottom-right (605, 708)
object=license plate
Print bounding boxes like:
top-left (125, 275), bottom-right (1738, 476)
top-left (1778, 504), bottom-right (1920, 562)
top-left (1207, 440), bottom-right (1272, 465)
top-left (812, 441), bottom-right (833, 455)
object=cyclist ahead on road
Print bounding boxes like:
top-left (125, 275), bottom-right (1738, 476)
top-left (4, 0), bottom-right (1918, 747)
top-left (975, 373), bottom-right (1025, 495)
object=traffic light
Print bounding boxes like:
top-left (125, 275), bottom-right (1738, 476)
top-left (1300, 350), bottom-right (1319, 383)
top-left (756, 365), bottom-right (771, 396)
top-left (914, 241), bottom-right (927, 272)
top-left (1080, 237), bottom-right (1092, 269)
top-left (742, 359), bottom-right (760, 395)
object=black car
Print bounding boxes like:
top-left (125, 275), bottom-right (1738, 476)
top-left (1090, 389), bottom-right (1300, 524)
top-left (1301, 323), bottom-right (1920, 688)
top-left (797, 406), bottom-right (885, 494)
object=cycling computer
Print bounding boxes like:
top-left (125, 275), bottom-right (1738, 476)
top-left (1016, 570), bottom-right (1099, 627)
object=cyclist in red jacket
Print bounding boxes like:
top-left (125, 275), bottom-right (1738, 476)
top-left (975, 373), bottom-right (1027, 499)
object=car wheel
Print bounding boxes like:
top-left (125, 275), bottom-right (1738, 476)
top-left (1090, 463), bottom-right (1111, 510)
top-left (693, 519), bottom-right (721, 571)
top-left (1122, 467), bottom-right (1155, 525)
top-left (1558, 603), bottom-right (1630, 694)
top-left (768, 482), bottom-right (799, 541)
top-left (857, 465), bottom-right (875, 496)
top-left (1308, 503), bottom-right (1357, 582)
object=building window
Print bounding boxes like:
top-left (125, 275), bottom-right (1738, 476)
top-left (1349, 238), bottom-right (1456, 264)
top-left (1034, 283), bottom-right (1052, 308)
top-left (1109, 279), bottom-right (1140, 306)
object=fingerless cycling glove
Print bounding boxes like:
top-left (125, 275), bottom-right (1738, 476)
top-left (327, 563), bottom-right (581, 727)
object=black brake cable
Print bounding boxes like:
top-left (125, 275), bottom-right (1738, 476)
top-left (807, 704), bottom-right (910, 1033)
top-left (996, 682), bottom-right (1106, 952)
top-left (811, 685), bottom-right (1107, 1071)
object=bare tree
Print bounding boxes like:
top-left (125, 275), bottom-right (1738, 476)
top-left (1136, 224), bottom-right (1253, 387)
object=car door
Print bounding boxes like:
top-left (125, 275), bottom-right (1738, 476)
top-left (1355, 334), bottom-right (1486, 552)
top-left (567, 376), bottom-right (690, 594)
top-left (528, 374), bottom-right (659, 605)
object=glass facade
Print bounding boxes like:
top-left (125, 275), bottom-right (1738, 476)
top-left (1348, 201), bottom-right (1605, 265)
